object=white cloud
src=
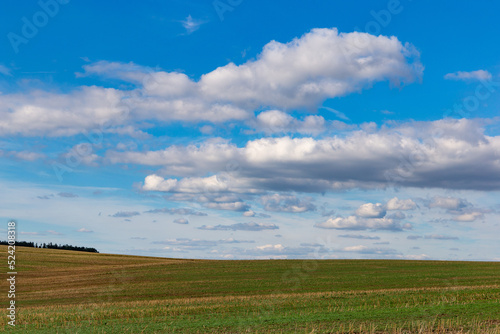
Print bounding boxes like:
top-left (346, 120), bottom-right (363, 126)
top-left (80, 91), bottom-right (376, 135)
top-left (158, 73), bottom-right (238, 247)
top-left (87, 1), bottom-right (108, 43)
top-left (160, 192), bottom-right (252, 212)
top-left (173, 218), bottom-right (189, 224)
top-left (199, 125), bottom-right (214, 135)
top-left (181, 15), bottom-right (204, 34)
top-left (63, 143), bottom-right (99, 166)
top-left (452, 212), bottom-right (483, 222)
top-left (253, 110), bottom-right (326, 135)
top-left (128, 118), bottom-right (500, 192)
top-left (58, 192), bottom-right (79, 198)
top-left (77, 228), bottom-right (93, 233)
top-left (204, 201), bottom-right (250, 212)
top-left (385, 197), bottom-right (416, 210)
top-left (355, 203), bottom-right (386, 218)
top-left (261, 193), bottom-right (316, 213)
top-left (424, 234), bottom-right (459, 240)
top-left (386, 211), bottom-right (406, 220)
top-left (234, 243), bottom-right (327, 258)
top-left (154, 238), bottom-right (216, 250)
top-left (0, 86), bottom-right (127, 137)
top-left (403, 254), bottom-right (430, 260)
top-left (315, 216), bottom-right (410, 231)
top-left (338, 234), bottom-right (380, 240)
top-left (110, 211), bottom-right (140, 218)
top-left (143, 175), bottom-right (179, 192)
top-left (144, 207), bottom-right (207, 216)
top-left (199, 28), bottom-right (422, 109)
top-left (341, 245), bottom-right (399, 255)
top-left (320, 106), bottom-right (350, 121)
top-left (428, 196), bottom-right (469, 210)
top-left (0, 28), bottom-right (421, 137)
top-left (444, 70), bottom-right (492, 81)
top-left (111, 138), bottom-right (239, 176)
top-left (46, 230), bottom-right (63, 235)
top-left (242, 210), bottom-right (270, 218)
top-left (199, 222), bottom-right (279, 231)
top-left (243, 210), bottom-right (256, 217)
top-left (256, 244), bottom-right (285, 251)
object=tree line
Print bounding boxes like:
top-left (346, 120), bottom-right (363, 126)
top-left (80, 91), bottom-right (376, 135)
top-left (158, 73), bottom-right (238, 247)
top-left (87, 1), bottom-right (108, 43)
top-left (0, 240), bottom-right (98, 253)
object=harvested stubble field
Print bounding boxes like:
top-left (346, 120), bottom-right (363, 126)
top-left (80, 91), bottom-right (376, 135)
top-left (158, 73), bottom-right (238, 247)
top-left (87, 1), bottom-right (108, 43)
top-left (1, 246), bottom-right (499, 333)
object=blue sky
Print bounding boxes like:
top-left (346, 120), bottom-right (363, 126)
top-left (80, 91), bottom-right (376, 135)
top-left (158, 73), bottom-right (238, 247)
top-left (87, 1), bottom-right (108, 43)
top-left (1, 0), bottom-right (500, 260)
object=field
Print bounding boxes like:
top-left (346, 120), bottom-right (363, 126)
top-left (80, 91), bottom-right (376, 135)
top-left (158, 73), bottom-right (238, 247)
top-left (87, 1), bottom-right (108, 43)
top-left (1, 246), bottom-right (499, 333)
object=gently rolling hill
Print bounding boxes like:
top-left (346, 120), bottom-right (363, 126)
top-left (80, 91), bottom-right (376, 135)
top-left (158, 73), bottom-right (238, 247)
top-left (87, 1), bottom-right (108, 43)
top-left (1, 246), bottom-right (500, 333)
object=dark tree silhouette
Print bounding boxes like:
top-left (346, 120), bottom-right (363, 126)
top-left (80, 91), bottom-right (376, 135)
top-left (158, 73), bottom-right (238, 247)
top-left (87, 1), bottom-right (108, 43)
top-left (0, 240), bottom-right (98, 253)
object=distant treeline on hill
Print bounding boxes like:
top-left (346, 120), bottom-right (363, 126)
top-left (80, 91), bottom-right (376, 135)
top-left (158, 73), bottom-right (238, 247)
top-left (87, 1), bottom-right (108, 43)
top-left (0, 240), bottom-right (98, 253)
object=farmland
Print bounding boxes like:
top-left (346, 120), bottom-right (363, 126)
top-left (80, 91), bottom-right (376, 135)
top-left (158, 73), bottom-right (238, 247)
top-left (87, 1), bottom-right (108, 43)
top-left (1, 245), bottom-right (499, 333)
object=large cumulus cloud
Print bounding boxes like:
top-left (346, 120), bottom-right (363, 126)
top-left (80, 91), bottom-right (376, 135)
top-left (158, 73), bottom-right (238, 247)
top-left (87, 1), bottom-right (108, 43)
top-left (0, 28), bottom-right (421, 136)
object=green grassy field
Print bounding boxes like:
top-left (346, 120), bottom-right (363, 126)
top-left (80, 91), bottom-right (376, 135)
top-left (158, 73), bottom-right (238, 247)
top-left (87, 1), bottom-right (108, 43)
top-left (1, 246), bottom-right (499, 333)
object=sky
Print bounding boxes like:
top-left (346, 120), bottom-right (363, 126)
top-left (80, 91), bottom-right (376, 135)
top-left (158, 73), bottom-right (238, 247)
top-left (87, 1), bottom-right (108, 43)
top-left (1, 0), bottom-right (499, 260)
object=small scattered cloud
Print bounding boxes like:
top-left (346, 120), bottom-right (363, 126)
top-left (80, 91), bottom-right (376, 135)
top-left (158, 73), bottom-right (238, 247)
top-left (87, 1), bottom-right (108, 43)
top-left (173, 218), bottom-right (189, 225)
top-left (37, 195), bottom-right (54, 200)
top-left (444, 70), bottom-right (492, 81)
top-left (386, 211), bottom-right (406, 220)
top-left (234, 243), bottom-right (328, 258)
top-left (46, 230), bottom-right (63, 235)
top-left (408, 234), bottom-right (459, 241)
top-left (153, 238), bottom-right (255, 253)
top-left (355, 203), bottom-right (386, 218)
top-left (58, 192), bottom-right (79, 198)
top-left (320, 106), bottom-right (350, 121)
top-left (424, 234), bottom-right (459, 240)
top-left (77, 228), bottom-right (93, 233)
top-left (452, 212), bottom-right (483, 222)
top-left (110, 211), bottom-right (140, 218)
top-left (253, 110), bottom-right (326, 135)
top-left (428, 196), bottom-right (470, 211)
top-left (199, 222), bottom-right (279, 231)
top-left (131, 237), bottom-right (147, 240)
top-left (181, 15), bottom-right (204, 34)
top-left (340, 245), bottom-right (399, 255)
top-left (153, 238), bottom-right (216, 250)
top-left (403, 254), bottom-right (430, 260)
top-left (338, 234), bottom-right (380, 240)
top-left (385, 197), bottom-right (416, 211)
top-left (218, 238), bottom-right (255, 244)
top-left (243, 210), bottom-right (255, 217)
top-left (315, 216), bottom-right (410, 231)
top-left (204, 201), bottom-right (250, 212)
top-left (261, 194), bottom-right (316, 213)
top-left (20, 231), bottom-right (43, 236)
top-left (242, 210), bottom-right (271, 218)
top-left (144, 207), bottom-right (207, 216)
top-left (63, 144), bottom-right (99, 167)
top-left (199, 125), bottom-right (214, 135)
